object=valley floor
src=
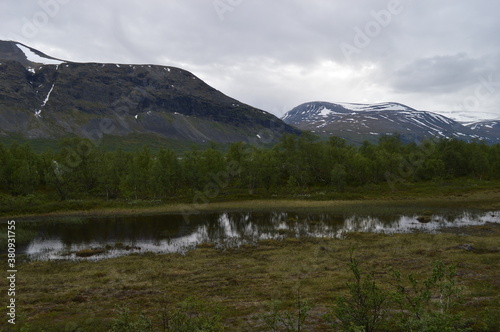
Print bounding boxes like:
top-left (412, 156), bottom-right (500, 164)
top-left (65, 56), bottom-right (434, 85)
top-left (1, 224), bottom-right (499, 331)
top-left (1, 180), bottom-right (499, 330)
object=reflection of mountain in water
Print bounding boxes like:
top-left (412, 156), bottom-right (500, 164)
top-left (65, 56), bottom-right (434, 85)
top-left (11, 210), bottom-right (500, 260)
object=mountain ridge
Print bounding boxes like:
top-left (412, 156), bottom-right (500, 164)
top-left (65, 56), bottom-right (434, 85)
top-left (282, 101), bottom-right (499, 145)
top-left (2, 40), bottom-right (498, 147)
top-left (0, 40), bottom-right (299, 146)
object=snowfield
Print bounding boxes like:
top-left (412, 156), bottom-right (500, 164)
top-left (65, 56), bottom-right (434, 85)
top-left (17, 44), bottom-right (64, 65)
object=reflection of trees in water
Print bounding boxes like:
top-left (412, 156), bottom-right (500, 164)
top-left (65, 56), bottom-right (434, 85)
top-left (32, 210), bottom-right (500, 244)
top-left (342, 215), bottom-right (401, 233)
top-left (199, 210), bottom-right (499, 242)
top-left (18, 209), bottom-right (500, 259)
top-left (195, 212), bottom-right (406, 242)
top-left (197, 212), bottom-right (279, 244)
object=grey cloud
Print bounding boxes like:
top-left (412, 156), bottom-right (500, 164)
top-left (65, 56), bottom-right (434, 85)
top-left (389, 54), bottom-right (489, 94)
top-left (1, 0), bottom-right (500, 121)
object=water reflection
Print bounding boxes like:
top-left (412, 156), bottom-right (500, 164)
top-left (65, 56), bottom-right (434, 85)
top-left (4, 210), bottom-right (499, 261)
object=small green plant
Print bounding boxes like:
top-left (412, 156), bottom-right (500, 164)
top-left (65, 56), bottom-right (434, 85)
top-left (328, 251), bottom-right (388, 332)
top-left (260, 289), bottom-right (311, 332)
top-left (388, 260), bottom-right (468, 332)
top-left (109, 298), bottom-right (224, 332)
top-left (167, 297), bottom-right (225, 332)
top-left (155, 295), bottom-right (171, 332)
top-left (108, 306), bottom-right (153, 332)
top-left (327, 254), bottom-right (471, 332)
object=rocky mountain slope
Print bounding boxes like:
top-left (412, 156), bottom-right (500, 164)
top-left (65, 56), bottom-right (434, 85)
top-left (282, 101), bottom-right (499, 144)
top-left (0, 40), bottom-right (299, 146)
top-left (463, 120), bottom-right (500, 142)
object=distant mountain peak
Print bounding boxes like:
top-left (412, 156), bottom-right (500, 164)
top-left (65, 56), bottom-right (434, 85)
top-left (282, 101), bottom-right (499, 145)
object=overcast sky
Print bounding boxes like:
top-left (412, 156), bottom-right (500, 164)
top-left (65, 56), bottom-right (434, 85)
top-left (1, 0), bottom-right (499, 121)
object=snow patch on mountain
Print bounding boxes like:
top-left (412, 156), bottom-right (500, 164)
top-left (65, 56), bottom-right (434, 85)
top-left (35, 83), bottom-right (56, 118)
top-left (16, 44), bottom-right (64, 65)
top-left (319, 106), bottom-right (334, 117)
top-left (465, 120), bottom-right (500, 130)
top-left (41, 84), bottom-right (55, 108)
top-left (336, 102), bottom-right (411, 112)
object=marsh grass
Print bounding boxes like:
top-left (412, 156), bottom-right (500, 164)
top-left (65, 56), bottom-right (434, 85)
top-left (4, 179), bottom-right (500, 219)
top-left (0, 223), bottom-right (498, 331)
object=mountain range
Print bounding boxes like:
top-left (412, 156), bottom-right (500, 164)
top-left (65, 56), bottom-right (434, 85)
top-left (1, 40), bottom-right (498, 149)
top-left (282, 101), bottom-right (500, 145)
top-left (0, 40), bottom-right (299, 149)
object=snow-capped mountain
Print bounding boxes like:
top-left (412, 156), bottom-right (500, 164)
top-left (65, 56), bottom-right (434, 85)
top-left (282, 101), bottom-right (499, 144)
top-left (464, 120), bottom-right (500, 140)
top-left (0, 40), bottom-right (298, 145)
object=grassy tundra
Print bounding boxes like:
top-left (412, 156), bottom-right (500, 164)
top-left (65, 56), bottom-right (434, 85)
top-left (1, 222), bottom-right (498, 331)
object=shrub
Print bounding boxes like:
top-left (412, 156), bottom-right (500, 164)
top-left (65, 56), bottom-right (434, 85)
top-left (260, 290), bottom-right (311, 331)
top-left (388, 261), bottom-right (469, 331)
top-left (327, 252), bottom-right (387, 332)
top-left (327, 253), bottom-right (469, 332)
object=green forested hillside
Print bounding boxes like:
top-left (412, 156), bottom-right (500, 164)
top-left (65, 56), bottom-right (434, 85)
top-left (1, 133), bottom-right (499, 208)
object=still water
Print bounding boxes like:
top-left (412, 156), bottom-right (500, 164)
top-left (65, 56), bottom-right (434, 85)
top-left (6, 210), bottom-right (500, 260)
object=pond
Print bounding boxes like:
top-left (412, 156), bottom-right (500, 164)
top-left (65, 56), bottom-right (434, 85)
top-left (4, 210), bottom-right (500, 261)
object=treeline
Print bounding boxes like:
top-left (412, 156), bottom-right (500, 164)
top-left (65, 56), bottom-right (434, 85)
top-left (1, 133), bottom-right (499, 200)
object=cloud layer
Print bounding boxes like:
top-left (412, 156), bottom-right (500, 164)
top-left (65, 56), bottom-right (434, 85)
top-left (1, 0), bottom-right (499, 121)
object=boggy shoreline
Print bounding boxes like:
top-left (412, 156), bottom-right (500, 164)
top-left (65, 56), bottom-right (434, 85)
top-left (1, 223), bottom-right (499, 331)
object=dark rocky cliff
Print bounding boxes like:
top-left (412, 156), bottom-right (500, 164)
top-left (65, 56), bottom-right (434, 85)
top-left (0, 40), bottom-right (299, 144)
